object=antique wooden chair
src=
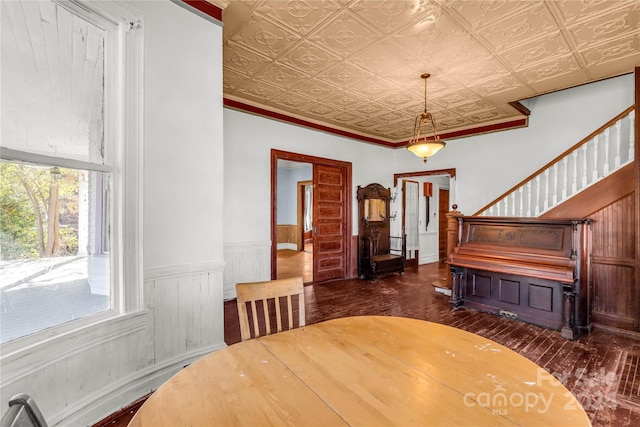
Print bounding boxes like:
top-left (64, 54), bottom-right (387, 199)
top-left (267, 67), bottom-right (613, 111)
top-left (235, 277), bottom-right (305, 341)
top-left (0, 393), bottom-right (48, 427)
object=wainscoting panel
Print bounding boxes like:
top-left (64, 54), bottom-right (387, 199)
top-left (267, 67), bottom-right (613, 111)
top-left (145, 262), bottom-right (225, 364)
top-left (223, 241), bottom-right (271, 300)
top-left (0, 312), bottom-right (153, 426)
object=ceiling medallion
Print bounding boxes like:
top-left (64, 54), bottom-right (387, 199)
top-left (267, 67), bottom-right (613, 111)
top-left (406, 73), bottom-right (446, 163)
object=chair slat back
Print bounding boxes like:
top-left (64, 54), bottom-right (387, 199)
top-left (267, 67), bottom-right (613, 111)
top-left (236, 277), bottom-right (305, 341)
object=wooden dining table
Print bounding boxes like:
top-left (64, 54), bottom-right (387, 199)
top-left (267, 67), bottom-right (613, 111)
top-left (128, 316), bottom-right (591, 426)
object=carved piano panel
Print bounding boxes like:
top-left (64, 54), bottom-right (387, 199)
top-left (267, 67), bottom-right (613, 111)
top-left (448, 217), bottom-right (591, 340)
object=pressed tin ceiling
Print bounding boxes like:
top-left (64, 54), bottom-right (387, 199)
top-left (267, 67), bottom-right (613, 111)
top-left (221, 0), bottom-right (640, 147)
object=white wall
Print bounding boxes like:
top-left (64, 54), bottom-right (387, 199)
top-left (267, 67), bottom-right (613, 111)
top-left (224, 74), bottom-right (634, 294)
top-left (0, 2), bottom-right (226, 425)
top-left (223, 111), bottom-right (399, 297)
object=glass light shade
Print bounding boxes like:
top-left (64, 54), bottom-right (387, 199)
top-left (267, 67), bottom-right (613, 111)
top-left (407, 140), bottom-right (445, 159)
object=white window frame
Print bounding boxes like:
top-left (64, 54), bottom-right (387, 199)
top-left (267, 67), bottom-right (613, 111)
top-left (0, 0), bottom-right (143, 349)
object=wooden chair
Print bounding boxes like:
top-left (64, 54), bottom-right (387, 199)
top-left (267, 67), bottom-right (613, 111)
top-left (0, 393), bottom-right (48, 427)
top-left (235, 277), bottom-right (305, 341)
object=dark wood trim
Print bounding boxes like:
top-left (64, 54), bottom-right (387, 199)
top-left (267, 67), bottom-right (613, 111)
top-left (508, 101), bottom-right (531, 117)
top-left (473, 106), bottom-right (635, 216)
top-left (225, 98), bottom-right (527, 148)
top-left (635, 66), bottom-right (639, 331)
top-left (271, 149), bottom-right (352, 281)
top-left (91, 392), bottom-right (152, 427)
top-left (179, 0), bottom-right (223, 21)
top-left (227, 99), bottom-right (396, 147)
top-left (393, 168), bottom-right (456, 187)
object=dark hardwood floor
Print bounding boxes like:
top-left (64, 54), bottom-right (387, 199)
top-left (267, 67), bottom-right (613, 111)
top-left (96, 262), bottom-right (640, 427)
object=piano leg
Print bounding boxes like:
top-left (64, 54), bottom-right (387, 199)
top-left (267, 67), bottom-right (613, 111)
top-left (449, 266), bottom-right (464, 309)
top-left (561, 283), bottom-right (579, 340)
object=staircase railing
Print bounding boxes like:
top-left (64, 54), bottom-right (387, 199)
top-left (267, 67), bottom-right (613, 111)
top-left (475, 106), bottom-right (635, 217)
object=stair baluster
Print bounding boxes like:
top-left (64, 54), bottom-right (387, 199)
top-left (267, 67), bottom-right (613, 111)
top-left (474, 107), bottom-right (634, 217)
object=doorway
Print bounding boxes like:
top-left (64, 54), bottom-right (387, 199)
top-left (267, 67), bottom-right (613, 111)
top-left (271, 150), bottom-right (352, 283)
top-left (275, 161), bottom-right (313, 282)
top-left (393, 169), bottom-right (456, 266)
top-left (402, 179), bottom-right (420, 268)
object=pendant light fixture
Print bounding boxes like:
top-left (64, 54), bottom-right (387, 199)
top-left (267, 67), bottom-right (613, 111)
top-left (406, 73), bottom-right (446, 163)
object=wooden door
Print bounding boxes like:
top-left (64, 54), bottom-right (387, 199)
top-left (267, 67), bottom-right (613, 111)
top-left (271, 150), bottom-right (352, 282)
top-left (438, 189), bottom-right (449, 262)
top-left (313, 164), bottom-right (349, 281)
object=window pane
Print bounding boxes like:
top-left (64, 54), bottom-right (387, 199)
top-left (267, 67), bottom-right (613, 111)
top-left (0, 0), bottom-right (105, 163)
top-left (0, 162), bottom-right (111, 343)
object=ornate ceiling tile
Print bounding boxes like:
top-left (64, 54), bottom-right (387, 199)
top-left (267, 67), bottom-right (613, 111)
top-left (438, 115), bottom-right (473, 129)
top-left (465, 73), bottom-right (530, 98)
top-left (580, 34), bottom-right (640, 74)
top-left (330, 110), bottom-right (361, 124)
top-left (322, 89), bottom-right (368, 110)
top-left (517, 54), bottom-right (584, 83)
top-left (349, 38), bottom-right (412, 76)
top-left (445, 0), bottom-right (540, 30)
top-left (455, 99), bottom-right (499, 114)
top-left (309, 9), bottom-right (382, 57)
top-left (223, 68), bottom-right (252, 94)
top-left (235, 79), bottom-right (288, 103)
top-left (223, 41), bottom-right (272, 76)
top-left (354, 118), bottom-right (384, 130)
top-left (254, 62), bottom-right (312, 89)
top-left (279, 41), bottom-right (342, 75)
top-left (289, 79), bottom-right (340, 101)
top-left (270, 92), bottom-right (316, 111)
top-left (349, 0), bottom-right (439, 35)
top-left (316, 61), bottom-right (374, 89)
top-left (301, 102), bottom-right (337, 117)
top-left (354, 101), bottom-right (388, 116)
top-left (227, 13), bottom-right (301, 58)
top-left (501, 32), bottom-right (572, 70)
top-left (433, 89), bottom-right (482, 109)
top-left (372, 109), bottom-right (407, 124)
top-left (465, 108), bottom-right (511, 122)
top-left (394, 13), bottom-right (469, 59)
top-left (256, 0), bottom-right (343, 35)
top-left (566, 8), bottom-right (640, 50)
top-left (476, 3), bottom-right (558, 51)
top-left (553, 0), bottom-right (639, 26)
top-left (447, 56), bottom-right (511, 87)
top-left (349, 77), bottom-right (402, 102)
top-left (379, 90), bottom-right (419, 109)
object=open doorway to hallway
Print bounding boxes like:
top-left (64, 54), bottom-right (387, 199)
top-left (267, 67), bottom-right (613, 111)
top-left (276, 160), bottom-right (313, 283)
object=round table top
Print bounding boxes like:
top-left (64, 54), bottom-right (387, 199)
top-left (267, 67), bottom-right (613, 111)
top-left (129, 315), bottom-right (590, 426)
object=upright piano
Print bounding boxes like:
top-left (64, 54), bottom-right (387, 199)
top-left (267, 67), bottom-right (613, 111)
top-left (448, 216), bottom-right (591, 340)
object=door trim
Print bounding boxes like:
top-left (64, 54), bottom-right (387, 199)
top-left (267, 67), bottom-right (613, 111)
top-left (271, 149), bottom-right (352, 282)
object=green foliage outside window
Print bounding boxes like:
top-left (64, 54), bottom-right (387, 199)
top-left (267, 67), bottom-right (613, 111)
top-left (0, 162), bottom-right (79, 260)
